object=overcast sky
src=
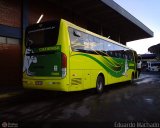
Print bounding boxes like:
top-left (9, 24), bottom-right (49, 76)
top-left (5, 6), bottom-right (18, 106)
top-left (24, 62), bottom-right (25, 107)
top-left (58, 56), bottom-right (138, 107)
top-left (113, 0), bottom-right (160, 54)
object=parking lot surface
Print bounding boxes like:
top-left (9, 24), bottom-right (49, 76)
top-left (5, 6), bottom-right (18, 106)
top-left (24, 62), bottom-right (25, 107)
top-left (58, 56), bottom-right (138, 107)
top-left (0, 72), bottom-right (160, 127)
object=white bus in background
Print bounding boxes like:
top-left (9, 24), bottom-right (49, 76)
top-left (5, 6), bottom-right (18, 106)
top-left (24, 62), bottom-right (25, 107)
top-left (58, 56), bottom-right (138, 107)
top-left (147, 62), bottom-right (160, 72)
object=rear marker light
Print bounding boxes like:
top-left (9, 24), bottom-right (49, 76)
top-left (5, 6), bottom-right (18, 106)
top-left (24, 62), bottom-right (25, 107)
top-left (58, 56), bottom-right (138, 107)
top-left (62, 53), bottom-right (67, 78)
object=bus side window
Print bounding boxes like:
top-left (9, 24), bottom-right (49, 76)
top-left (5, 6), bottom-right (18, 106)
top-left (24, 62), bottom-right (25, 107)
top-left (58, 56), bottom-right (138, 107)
top-left (73, 30), bottom-right (81, 37)
top-left (92, 36), bottom-right (103, 51)
top-left (114, 45), bottom-right (119, 58)
top-left (68, 28), bottom-right (79, 50)
top-left (69, 27), bottom-right (87, 52)
top-left (103, 41), bottom-right (115, 57)
top-left (128, 50), bottom-right (134, 61)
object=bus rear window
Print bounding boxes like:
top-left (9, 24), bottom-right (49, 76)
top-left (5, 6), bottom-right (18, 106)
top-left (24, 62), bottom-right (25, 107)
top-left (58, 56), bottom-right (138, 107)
top-left (26, 21), bottom-right (59, 48)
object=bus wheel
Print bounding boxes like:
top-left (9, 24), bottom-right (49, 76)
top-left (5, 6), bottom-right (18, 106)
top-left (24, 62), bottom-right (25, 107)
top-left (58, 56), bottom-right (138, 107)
top-left (130, 73), bottom-right (134, 84)
top-left (96, 75), bottom-right (104, 94)
top-left (135, 71), bottom-right (138, 79)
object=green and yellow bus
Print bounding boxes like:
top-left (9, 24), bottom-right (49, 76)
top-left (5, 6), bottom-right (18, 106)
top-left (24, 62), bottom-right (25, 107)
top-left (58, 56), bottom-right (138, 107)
top-left (23, 19), bottom-right (138, 93)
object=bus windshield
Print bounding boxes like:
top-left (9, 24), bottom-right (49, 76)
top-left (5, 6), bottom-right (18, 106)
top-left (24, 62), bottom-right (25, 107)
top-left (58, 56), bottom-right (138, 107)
top-left (26, 21), bottom-right (59, 48)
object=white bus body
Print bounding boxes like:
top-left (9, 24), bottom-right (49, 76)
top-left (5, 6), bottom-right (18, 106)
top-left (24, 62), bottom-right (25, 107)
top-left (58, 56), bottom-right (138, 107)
top-left (147, 62), bottom-right (160, 71)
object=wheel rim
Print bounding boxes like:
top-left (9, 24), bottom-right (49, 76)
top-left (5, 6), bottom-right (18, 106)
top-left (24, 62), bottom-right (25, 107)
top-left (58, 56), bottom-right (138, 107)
top-left (97, 77), bottom-right (104, 93)
top-left (96, 75), bottom-right (104, 94)
top-left (97, 81), bottom-right (103, 91)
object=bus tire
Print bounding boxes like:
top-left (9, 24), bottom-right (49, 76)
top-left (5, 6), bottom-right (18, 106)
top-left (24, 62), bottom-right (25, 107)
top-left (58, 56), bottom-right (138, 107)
top-left (96, 75), bottom-right (104, 94)
top-left (135, 71), bottom-right (138, 79)
top-left (130, 73), bottom-right (134, 84)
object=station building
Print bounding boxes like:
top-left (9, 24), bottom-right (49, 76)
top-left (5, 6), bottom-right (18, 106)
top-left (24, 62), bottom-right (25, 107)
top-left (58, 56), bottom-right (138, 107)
top-left (0, 0), bottom-right (153, 86)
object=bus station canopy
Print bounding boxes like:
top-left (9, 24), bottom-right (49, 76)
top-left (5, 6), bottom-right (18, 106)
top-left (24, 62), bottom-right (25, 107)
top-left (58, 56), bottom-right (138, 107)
top-left (48, 0), bottom-right (153, 44)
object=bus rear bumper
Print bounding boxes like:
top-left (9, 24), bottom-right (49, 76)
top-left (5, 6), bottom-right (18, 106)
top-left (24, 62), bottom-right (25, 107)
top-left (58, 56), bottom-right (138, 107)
top-left (23, 79), bottom-right (69, 92)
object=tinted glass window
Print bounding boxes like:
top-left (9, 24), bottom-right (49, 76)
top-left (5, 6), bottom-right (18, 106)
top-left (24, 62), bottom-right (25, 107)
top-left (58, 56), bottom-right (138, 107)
top-left (89, 36), bottom-right (102, 51)
top-left (69, 28), bottom-right (88, 51)
top-left (7, 38), bottom-right (19, 45)
top-left (26, 21), bottom-right (59, 48)
top-left (0, 36), bottom-right (6, 44)
top-left (125, 50), bottom-right (134, 61)
top-left (115, 45), bottom-right (125, 58)
top-left (69, 27), bottom-right (133, 59)
top-left (69, 28), bottom-right (102, 54)
top-left (102, 40), bottom-right (115, 57)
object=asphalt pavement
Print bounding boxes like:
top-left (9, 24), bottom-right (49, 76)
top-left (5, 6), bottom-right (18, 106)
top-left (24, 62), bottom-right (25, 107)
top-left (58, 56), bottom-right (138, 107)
top-left (0, 71), bottom-right (160, 128)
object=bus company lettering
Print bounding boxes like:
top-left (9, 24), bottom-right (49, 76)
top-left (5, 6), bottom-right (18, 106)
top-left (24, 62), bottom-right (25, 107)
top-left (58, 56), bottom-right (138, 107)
top-left (39, 46), bottom-right (60, 52)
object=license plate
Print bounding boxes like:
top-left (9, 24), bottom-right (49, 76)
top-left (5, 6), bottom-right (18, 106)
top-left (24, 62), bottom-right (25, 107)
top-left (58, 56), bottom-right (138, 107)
top-left (35, 81), bottom-right (43, 85)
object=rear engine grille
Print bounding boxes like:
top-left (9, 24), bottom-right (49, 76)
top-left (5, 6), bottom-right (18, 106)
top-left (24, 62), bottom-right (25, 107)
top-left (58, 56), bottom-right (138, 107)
top-left (71, 78), bottom-right (82, 85)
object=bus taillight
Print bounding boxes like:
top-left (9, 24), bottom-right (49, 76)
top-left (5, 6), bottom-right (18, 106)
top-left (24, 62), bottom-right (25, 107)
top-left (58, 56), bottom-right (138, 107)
top-left (62, 53), bottom-right (67, 78)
